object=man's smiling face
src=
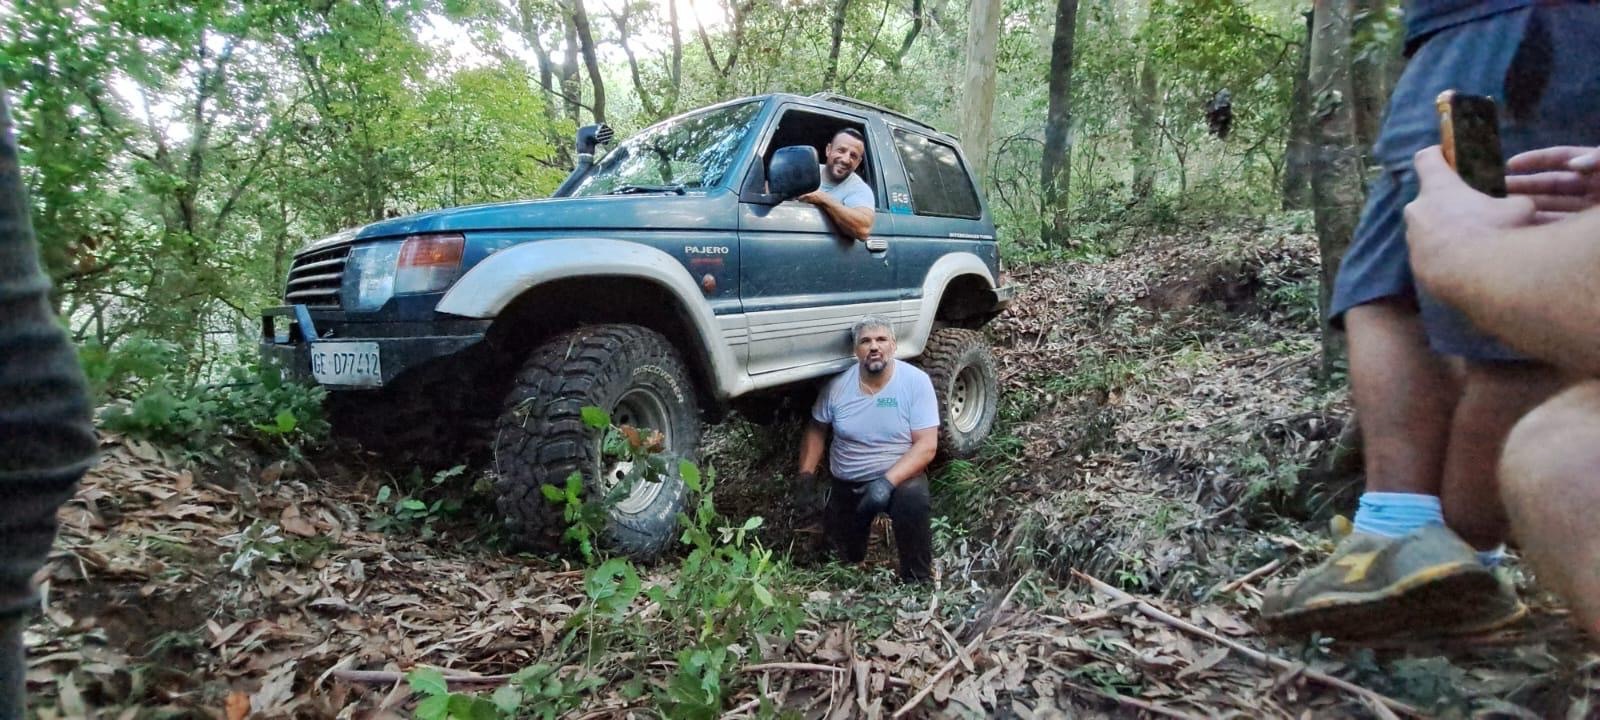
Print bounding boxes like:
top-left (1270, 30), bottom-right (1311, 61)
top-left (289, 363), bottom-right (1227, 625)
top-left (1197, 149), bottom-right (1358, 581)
top-left (855, 324), bottom-right (895, 376)
top-left (824, 132), bottom-right (866, 183)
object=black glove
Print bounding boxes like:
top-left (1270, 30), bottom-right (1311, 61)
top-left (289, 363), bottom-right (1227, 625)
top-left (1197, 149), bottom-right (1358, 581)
top-left (852, 475), bottom-right (895, 516)
top-left (797, 470), bottom-right (817, 486)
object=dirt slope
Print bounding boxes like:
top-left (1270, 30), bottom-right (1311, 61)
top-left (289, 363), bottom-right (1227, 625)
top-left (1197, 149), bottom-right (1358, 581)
top-left (27, 218), bottom-right (1600, 718)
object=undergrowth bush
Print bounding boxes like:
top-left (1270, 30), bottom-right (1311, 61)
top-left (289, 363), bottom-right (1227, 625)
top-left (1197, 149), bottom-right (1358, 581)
top-left (86, 337), bottom-right (327, 455)
top-left (406, 406), bottom-right (801, 718)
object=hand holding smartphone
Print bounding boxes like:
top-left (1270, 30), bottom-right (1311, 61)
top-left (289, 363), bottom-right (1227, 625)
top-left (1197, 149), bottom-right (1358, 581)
top-left (1436, 90), bottom-right (1508, 197)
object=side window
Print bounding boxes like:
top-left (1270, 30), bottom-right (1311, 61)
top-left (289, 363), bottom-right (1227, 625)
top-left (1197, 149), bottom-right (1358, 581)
top-left (892, 129), bottom-right (981, 219)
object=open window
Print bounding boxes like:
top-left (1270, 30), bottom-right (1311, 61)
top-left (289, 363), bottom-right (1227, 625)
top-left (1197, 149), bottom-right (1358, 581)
top-left (742, 108), bottom-right (876, 205)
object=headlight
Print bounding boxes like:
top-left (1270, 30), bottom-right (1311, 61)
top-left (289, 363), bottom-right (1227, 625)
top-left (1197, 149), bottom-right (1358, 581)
top-left (342, 241), bottom-right (401, 311)
top-left (339, 233), bottom-right (466, 312)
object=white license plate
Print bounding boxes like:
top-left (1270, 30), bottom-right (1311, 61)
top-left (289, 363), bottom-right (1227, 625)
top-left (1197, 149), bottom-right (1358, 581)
top-left (310, 342), bottom-right (383, 387)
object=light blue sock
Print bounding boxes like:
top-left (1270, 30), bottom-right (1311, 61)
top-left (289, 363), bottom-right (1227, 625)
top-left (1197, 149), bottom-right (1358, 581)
top-left (1477, 545), bottom-right (1507, 567)
top-left (1352, 492), bottom-right (1445, 538)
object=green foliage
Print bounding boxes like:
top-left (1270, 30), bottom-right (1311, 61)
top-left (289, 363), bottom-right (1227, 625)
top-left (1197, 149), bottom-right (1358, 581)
top-left (218, 520), bottom-right (333, 576)
top-left (427, 429), bottom-right (798, 716)
top-left (648, 462), bottom-right (800, 717)
top-left (367, 465), bottom-right (468, 540)
top-left (540, 406), bottom-right (675, 562)
top-left (406, 663), bottom-right (602, 720)
top-left (409, 668), bottom-right (503, 720)
top-left (95, 349), bottom-right (327, 456)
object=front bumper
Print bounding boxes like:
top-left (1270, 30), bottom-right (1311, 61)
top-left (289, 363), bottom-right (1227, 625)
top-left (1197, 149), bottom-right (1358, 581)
top-left (260, 306), bottom-right (488, 388)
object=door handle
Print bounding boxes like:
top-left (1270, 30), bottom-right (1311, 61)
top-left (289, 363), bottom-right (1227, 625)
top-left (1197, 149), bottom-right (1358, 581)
top-left (865, 238), bottom-right (888, 252)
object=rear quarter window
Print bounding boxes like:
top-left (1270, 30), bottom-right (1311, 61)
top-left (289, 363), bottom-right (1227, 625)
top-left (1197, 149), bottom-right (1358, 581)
top-left (891, 129), bottom-right (981, 219)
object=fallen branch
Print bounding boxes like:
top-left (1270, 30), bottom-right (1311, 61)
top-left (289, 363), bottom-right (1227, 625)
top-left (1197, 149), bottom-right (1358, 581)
top-left (1073, 571), bottom-right (1422, 718)
top-left (330, 669), bottom-right (515, 687)
top-left (1212, 558), bottom-right (1284, 595)
top-left (1057, 678), bottom-right (1206, 720)
top-left (740, 662), bottom-right (847, 674)
top-left (892, 572), bottom-right (1030, 718)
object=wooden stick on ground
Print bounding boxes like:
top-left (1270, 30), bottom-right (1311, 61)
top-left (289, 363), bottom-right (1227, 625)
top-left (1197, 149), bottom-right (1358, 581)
top-left (1212, 558), bottom-right (1284, 596)
top-left (330, 669), bottom-right (516, 686)
top-left (1056, 678), bottom-right (1207, 720)
top-left (1073, 570), bottom-right (1422, 718)
top-left (891, 572), bottom-right (1030, 718)
top-left (740, 662), bottom-right (848, 675)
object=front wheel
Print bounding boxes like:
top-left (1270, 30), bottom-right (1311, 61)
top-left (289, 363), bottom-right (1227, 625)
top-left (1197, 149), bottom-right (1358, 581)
top-left (919, 328), bottom-right (999, 459)
top-left (492, 324), bottom-right (701, 559)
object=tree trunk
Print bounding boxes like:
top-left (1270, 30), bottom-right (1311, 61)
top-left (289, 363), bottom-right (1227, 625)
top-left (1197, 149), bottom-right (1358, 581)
top-left (1282, 10), bottom-right (1314, 209)
top-left (561, 16), bottom-right (580, 123)
top-left (1351, 0), bottom-right (1402, 151)
top-left (1130, 56), bottom-right (1159, 200)
top-left (615, 3), bottom-right (660, 118)
top-left (571, 0), bottom-right (605, 123)
top-left (958, 0), bottom-right (1004, 184)
top-left (667, 0), bottom-right (682, 113)
top-left (824, 0), bottom-right (853, 89)
top-left (1309, 0), bottom-right (1364, 376)
top-left (1039, 0), bottom-right (1080, 246)
top-left (892, 0), bottom-right (924, 70)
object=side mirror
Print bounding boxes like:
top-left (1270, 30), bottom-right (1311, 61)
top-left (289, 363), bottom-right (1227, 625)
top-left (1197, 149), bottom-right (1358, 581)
top-left (768, 145), bottom-right (821, 201)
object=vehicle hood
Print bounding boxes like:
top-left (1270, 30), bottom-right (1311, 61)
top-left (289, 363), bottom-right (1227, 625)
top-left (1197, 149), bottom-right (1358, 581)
top-left (328, 192), bottom-right (737, 245)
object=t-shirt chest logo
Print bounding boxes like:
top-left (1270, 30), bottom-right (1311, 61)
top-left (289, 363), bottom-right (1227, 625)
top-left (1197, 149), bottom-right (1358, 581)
top-left (875, 397), bottom-right (898, 408)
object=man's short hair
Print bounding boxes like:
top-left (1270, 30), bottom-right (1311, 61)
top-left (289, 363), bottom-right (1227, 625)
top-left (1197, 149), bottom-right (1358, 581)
top-left (832, 127), bottom-right (866, 146)
top-left (852, 315), bottom-right (896, 344)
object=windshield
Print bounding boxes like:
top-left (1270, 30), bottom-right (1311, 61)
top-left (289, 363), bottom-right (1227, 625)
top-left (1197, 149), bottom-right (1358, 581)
top-left (569, 101), bottom-right (763, 196)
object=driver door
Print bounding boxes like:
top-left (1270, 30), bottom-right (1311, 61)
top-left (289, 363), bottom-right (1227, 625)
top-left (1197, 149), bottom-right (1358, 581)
top-left (736, 109), bottom-right (900, 376)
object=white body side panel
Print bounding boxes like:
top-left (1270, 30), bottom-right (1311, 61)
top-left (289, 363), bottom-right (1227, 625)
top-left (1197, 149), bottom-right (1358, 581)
top-left (435, 238), bottom-right (996, 399)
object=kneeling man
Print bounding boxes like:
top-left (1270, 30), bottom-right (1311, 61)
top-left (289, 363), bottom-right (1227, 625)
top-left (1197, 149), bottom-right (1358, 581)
top-left (798, 315), bottom-right (939, 582)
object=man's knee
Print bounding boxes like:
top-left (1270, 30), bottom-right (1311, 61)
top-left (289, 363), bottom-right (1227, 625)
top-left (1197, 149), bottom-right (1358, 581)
top-left (1500, 383), bottom-right (1600, 511)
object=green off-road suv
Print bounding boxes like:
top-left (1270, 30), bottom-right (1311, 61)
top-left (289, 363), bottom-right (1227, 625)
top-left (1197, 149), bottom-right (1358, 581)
top-left (262, 93), bottom-right (1013, 558)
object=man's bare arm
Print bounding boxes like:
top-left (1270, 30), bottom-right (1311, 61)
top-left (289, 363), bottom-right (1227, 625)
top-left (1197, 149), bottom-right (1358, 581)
top-left (798, 420), bottom-right (829, 475)
top-left (884, 427), bottom-right (938, 485)
top-left (1407, 146), bottom-right (1600, 375)
top-left (799, 191), bottom-right (875, 240)
top-left (1418, 209), bottom-right (1600, 375)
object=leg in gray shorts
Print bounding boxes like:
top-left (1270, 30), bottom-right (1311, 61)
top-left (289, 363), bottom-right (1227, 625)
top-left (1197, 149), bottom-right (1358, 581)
top-left (1329, 4), bottom-right (1600, 359)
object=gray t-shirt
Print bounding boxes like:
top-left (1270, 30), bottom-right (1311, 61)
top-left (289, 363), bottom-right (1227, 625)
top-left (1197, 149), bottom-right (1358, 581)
top-left (818, 165), bottom-right (875, 209)
top-left (812, 361), bottom-right (939, 481)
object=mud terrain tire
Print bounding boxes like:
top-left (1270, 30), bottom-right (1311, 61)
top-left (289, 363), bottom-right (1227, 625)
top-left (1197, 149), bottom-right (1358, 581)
top-left (919, 327), bottom-right (998, 459)
top-left (493, 324), bottom-right (700, 559)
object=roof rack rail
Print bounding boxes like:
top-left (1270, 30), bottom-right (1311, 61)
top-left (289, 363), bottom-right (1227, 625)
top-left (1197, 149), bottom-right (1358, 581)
top-left (809, 92), bottom-right (946, 136)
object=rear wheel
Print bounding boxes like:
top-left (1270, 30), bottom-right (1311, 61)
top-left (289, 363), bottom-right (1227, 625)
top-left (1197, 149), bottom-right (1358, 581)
top-left (919, 327), bottom-right (999, 459)
top-left (492, 324), bottom-right (700, 559)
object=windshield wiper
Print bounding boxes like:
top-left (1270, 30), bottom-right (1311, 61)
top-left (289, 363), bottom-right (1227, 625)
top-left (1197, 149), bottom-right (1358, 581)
top-left (610, 184), bottom-right (686, 195)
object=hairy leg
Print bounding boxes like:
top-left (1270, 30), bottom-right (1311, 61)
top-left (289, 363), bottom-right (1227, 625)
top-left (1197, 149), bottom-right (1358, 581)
top-left (1442, 361), bottom-right (1568, 549)
top-left (1500, 381), bottom-right (1600, 638)
top-left (1346, 300), bottom-right (1459, 494)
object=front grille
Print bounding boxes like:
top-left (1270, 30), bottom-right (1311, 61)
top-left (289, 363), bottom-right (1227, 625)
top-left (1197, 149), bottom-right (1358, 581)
top-left (284, 244), bottom-right (350, 308)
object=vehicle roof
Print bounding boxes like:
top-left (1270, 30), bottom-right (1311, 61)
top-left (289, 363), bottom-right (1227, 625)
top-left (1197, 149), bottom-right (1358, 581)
top-left (752, 92), bottom-right (957, 141)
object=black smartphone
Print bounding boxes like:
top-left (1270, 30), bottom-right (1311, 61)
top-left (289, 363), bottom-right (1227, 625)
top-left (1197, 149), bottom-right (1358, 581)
top-left (1436, 90), bottom-right (1507, 197)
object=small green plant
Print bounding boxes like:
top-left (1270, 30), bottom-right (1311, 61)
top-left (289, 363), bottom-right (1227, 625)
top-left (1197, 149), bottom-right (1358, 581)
top-left (540, 406), bottom-right (673, 562)
top-left (409, 668), bottom-right (504, 719)
top-left (525, 408), bottom-right (806, 716)
top-left (367, 465), bottom-right (467, 540)
top-left (97, 349), bottom-right (328, 456)
top-left (649, 462), bottom-right (802, 715)
top-left (217, 520), bottom-right (335, 576)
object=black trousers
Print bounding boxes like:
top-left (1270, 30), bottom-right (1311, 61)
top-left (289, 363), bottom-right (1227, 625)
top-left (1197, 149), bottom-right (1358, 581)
top-left (823, 475), bottom-right (932, 582)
